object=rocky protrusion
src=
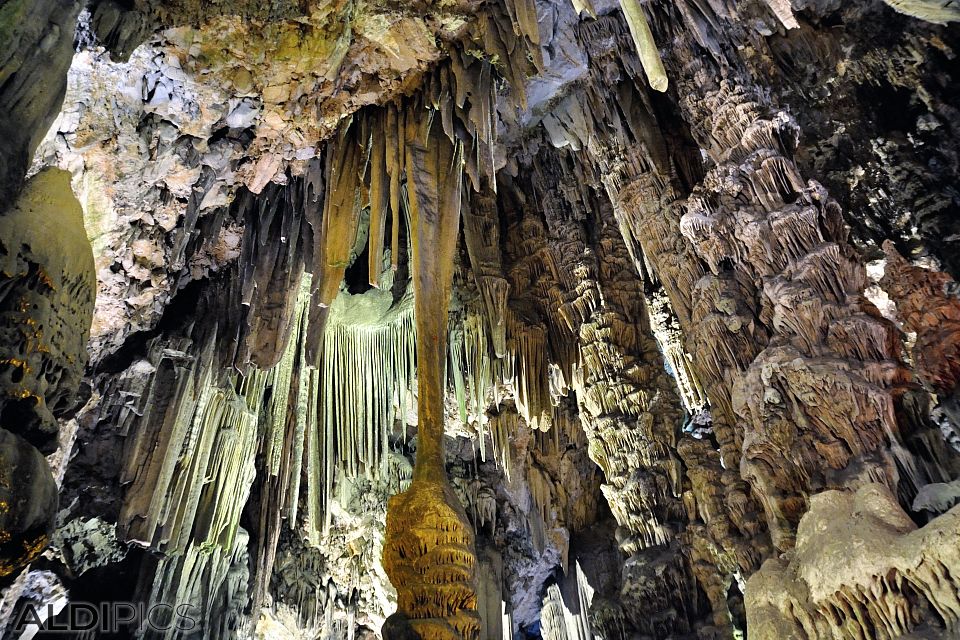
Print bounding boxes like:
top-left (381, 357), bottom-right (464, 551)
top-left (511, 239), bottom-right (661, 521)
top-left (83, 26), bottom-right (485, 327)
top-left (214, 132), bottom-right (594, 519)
top-left (880, 241), bottom-right (960, 401)
top-left (0, 168), bottom-right (94, 578)
top-left (880, 0), bottom-right (960, 24)
top-left (0, 169), bottom-right (96, 452)
top-left (0, 1), bottom-right (82, 205)
top-left (0, 430), bottom-right (57, 581)
top-left (747, 483), bottom-right (960, 639)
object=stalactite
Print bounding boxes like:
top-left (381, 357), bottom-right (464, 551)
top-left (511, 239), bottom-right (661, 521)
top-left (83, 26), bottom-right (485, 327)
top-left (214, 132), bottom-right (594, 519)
top-left (366, 110), bottom-right (390, 289)
top-left (617, 0), bottom-right (669, 92)
top-left (505, 148), bottom-right (701, 636)
top-left (449, 311), bottom-right (499, 467)
top-left (538, 563), bottom-right (595, 640)
top-left (314, 292), bottom-right (416, 535)
top-left (569, 0), bottom-right (596, 18)
top-left (503, 315), bottom-right (553, 432)
top-left (763, 0), bottom-right (799, 30)
top-left (462, 182), bottom-right (510, 358)
top-left (488, 411), bottom-right (516, 480)
top-left (306, 116), bottom-right (363, 366)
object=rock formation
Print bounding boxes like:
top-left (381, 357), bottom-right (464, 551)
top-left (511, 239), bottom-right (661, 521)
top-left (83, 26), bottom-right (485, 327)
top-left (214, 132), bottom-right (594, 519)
top-left (747, 483), bottom-right (960, 639)
top-left (1, 1), bottom-right (960, 640)
top-left (0, 168), bottom-right (95, 580)
top-left (383, 110), bottom-right (481, 640)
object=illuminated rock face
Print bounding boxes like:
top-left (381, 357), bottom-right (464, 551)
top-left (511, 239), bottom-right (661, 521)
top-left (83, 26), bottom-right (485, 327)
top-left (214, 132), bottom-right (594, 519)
top-left (880, 242), bottom-right (960, 402)
top-left (0, 169), bottom-right (95, 579)
top-left (384, 480), bottom-right (481, 640)
top-left (747, 483), bottom-right (960, 639)
top-left (0, 169), bottom-right (95, 453)
top-left (3, 0), bottom-right (960, 638)
top-left (382, 113), bottom-right (481, 640)
top-left (0, 1), bottom-right (82, 204)
top-left (880, 0), bottom-right (960, 23)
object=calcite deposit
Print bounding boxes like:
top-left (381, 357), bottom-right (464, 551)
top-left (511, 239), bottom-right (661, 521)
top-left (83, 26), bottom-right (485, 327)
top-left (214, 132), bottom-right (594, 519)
top-left (747, 483), bottom-right (960, 639)
top-left (1, 1), bottom-right (960, 639)
top-left (0, 168), bottom-right (95, 578)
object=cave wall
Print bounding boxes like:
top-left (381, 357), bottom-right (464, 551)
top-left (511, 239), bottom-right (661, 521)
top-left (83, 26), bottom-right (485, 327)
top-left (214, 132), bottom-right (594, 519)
top-left (1, 1), bottom-right (960, 639)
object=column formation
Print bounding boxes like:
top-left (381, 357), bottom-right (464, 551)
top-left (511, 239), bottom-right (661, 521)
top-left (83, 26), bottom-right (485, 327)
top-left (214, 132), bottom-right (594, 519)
top-left (382, 112), bottom-right (481, 640)
top-left (530, 155), bottom-right (700, 637)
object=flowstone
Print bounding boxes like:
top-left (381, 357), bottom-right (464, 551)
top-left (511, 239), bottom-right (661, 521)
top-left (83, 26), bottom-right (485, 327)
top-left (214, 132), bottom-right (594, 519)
top-left (0, 168), bottom-right (94, 579)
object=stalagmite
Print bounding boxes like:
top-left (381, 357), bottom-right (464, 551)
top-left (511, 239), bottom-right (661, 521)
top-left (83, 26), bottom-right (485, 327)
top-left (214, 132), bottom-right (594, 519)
top-left (539, 18), bottom-right (769, 631)
top-left (383, 110), bottom-right (481, 640)
top-left (748, 484), bottom-right (960, 638)
top-left (0, 169), bottom-right (95, 453)
top-left (538, 563), bottom-right (594, 640)
top-left (119, 340), bottom-right (263, 639)
top-left (673, 72), bottom-right (958, 548)
top-left (648, 291), bottom-right (708, 413)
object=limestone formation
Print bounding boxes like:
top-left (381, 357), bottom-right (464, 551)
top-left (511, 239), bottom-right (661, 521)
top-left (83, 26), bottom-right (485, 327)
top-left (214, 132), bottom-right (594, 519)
top-left (881, 0), bottom-right (960, 24)
top-left (0, 1), bottom-right (82, 205)
top-left (0, 168), bottom-right (95, 579)
top-left (880, 242), bottom-right (960, 401)
top-left (0, 169), bottom-right (95, 453)
top-left (2, 1), bottom-right (960, 639)
top-left (0, 430), bottom-right (57, 580)
top-left (383, 111), bottom-right (481, 640)
top-left (747, 483), bottom-right (960, 639)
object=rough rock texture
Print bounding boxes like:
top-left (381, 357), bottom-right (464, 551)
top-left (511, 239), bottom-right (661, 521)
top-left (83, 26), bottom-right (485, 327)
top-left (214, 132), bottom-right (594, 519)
top-left (881, 0), bottom-right (960, 24)
top-left (747, 483), bottom-right (960, 639)
top-left (0, 169), bottom-right (95, 453)
top-left (506, 148), bottom-right (701, 637)
top-left (0, 168), bottom-right (95, 579)
top-left (880, 242), bottom-right (960, 401)
top-left (2, 1), bottom-right (960, 639)
top-left (0, 0), bottom-right (82, 205)
top-left (0, 430), bottom-right (58, 580)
